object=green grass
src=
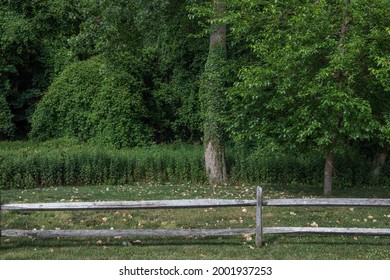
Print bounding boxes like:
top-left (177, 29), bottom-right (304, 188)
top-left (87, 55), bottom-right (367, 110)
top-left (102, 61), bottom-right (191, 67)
top-left (1, 183), bottom-right (389, 260)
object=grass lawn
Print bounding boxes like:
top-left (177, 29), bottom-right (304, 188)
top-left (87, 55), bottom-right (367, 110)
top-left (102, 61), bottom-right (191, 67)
top-left (1, 183), bottom-right (389, 259)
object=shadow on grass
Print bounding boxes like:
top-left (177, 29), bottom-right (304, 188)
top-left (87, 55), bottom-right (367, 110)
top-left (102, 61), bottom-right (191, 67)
top-left (263, 234), bottom-right (390, 247)
top-left (1, 234), bottom-right (389, 251)
top-left (0, 235), bottom-right (244, 250)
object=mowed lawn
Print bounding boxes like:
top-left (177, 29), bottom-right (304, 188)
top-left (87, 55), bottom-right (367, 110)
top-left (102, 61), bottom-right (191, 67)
top-left (1, 184), bottom-right (389, 259)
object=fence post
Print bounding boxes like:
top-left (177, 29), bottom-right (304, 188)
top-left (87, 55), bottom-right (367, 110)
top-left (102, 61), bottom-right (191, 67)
top-left (256, 186), bottom-right (263, 247)
top-left (0, 190), bottom-right (2, 242)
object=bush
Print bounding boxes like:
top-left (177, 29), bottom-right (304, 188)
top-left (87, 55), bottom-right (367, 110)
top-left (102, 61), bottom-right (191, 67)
top-left (30, 57), bottom-right (152, 148)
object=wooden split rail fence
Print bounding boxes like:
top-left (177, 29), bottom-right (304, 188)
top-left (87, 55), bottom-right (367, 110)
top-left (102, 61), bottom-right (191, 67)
top-left (1, 187), bottom-right (390, 247)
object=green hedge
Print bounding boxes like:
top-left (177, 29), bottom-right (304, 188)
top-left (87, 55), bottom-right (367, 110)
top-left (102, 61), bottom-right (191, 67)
top-left (1, 140), bottom-right (388, 189)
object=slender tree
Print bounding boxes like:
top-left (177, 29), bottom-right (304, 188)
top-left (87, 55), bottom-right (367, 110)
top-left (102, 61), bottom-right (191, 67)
top-left (201, 0), bottom-right (228, 185)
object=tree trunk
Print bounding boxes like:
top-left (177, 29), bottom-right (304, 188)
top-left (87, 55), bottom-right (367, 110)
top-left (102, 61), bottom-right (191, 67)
top-left (323, 0), bottom-right (350, 196)
top-left (205, 141), bottom-right (227, 185)
top-left (324, 151), bottom-right (334, 196)
top-left (202, 0), bottom-right (228, 185)
top-left (372, 150), bottom-right (388, 177)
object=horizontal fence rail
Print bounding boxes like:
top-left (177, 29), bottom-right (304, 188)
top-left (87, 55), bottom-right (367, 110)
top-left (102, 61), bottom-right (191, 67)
top-left (2, 228), bottom-right (256, 238)
top-left (3, 198), bottom-right (390, 212)
top-left (263, 198), bottom-right (390, 207)
top-left (0, 199), bottom-right (256, 211)
top-left (263, 227), bottom-right (390, 236)
top-left (1, 187), bottom-right (390, 247)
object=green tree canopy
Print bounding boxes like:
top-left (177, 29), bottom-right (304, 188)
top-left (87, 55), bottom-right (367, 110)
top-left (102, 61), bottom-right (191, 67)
top-left (228, 0), bottom-right (390, 194)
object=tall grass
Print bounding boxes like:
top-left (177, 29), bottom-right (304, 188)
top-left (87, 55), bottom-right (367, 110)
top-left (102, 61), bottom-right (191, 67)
top-left (0, 139), bottom-right (205, 189)
top-left (1, 139), bottom-right (389, 189)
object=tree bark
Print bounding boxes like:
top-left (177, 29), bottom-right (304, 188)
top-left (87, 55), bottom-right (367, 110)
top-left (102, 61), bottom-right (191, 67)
top-left (324, 151), bottom-right (334, 196)
top-left (205, 140), bottom-right (227, 185)
top-left (202, 0), bottom-right (228, 185)
top-left (372, 149), bottom-right (388, 177)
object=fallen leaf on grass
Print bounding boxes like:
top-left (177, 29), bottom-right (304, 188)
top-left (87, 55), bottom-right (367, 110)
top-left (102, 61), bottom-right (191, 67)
top-left (242, 234), bottom-right (252, 241)
top-left (290, 212), bottom-right (297, 216)
top-left (310, 222), bottom-right (318, 227)
top-left (96, 240), bottom-right (103, 244)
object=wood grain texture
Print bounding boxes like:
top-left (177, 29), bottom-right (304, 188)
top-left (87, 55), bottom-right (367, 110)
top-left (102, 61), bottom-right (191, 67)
top-left (263, 227), bottom-right (390, 236)
top-left (256, 187), bottom-right (263, 247)
top-left (3, 198), bottom-right (389, 212)
top-left (1, 228), bottom-right (256, 238)
top-left (263, 198), bottom-right (390, 207)
top-left (1, 199), bottom-right (256, 211)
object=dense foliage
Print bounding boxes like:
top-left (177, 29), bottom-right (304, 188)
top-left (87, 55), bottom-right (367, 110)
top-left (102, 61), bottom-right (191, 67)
top-left (30, 57), bottom-right (151, 147)
top-left (1, 140), bottom-right (389, 189)
top-left (1, 0), bottom-right (389, 191)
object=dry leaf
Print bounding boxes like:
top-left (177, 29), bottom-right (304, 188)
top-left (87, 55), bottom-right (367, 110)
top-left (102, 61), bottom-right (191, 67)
top-left (96, 240), bottom-right (103, 244)
top-left (310, 222), bottom-right (318, 227)
top-left (290, 212), bottom-right (297, 216)
top-left (242, 234), bottom-right (253, 241)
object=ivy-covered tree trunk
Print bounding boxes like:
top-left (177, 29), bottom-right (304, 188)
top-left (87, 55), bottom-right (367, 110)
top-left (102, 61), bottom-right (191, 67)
top-left (201, 0), bottom-right (228, 185)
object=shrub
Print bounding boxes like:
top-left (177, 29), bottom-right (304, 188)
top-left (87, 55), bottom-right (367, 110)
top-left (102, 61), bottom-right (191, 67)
top-left (30, 57), bottom-right (152, 148)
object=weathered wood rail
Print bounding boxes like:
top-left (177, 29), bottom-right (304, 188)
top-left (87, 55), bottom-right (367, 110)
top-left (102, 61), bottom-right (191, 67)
top-left (1, 187), bottom-right (390, 247)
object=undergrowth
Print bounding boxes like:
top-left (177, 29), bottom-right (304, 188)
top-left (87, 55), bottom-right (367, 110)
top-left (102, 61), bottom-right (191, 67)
top-left (1, 139), bottom-right (389, 189)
